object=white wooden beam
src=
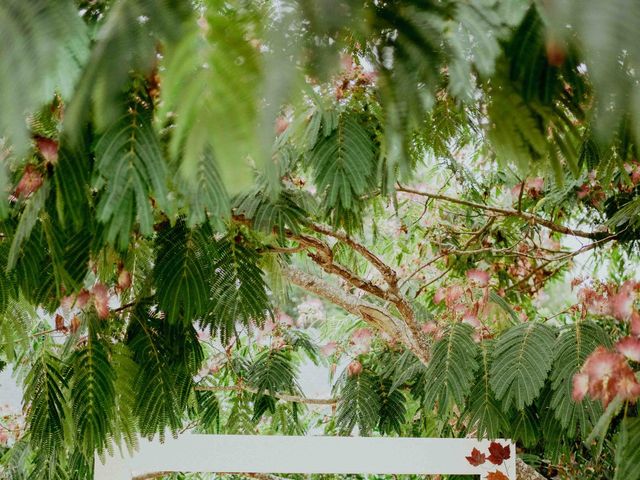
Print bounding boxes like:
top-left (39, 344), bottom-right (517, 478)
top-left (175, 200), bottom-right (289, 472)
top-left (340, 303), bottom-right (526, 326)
top-left (95, 434), bottom-right (516, 480)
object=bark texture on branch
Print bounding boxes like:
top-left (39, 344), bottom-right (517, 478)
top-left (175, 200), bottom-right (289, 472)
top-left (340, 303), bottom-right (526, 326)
top-left (283, 266), bottom-right (430, 364)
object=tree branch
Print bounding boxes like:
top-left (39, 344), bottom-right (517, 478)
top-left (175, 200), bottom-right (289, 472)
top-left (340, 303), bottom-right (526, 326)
top-left (283, 266), bottom-right (430, 365)
top-left (308, 222), bottom-right (399, 289)
top-left (397, 185), bottom-right (605, 239)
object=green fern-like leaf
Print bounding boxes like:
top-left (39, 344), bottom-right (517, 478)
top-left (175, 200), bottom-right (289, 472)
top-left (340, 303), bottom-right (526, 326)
top-left (307, 114), bottom-right (377, 228)
top-left (8, 182), bottom-right (50, 271)
top-left (69, 324), bottom-right (116, 457)
top-left (248, 349), bottom-right (298, 396)
top-left (194, 390), bottom-right (220, 433)
top-left (464, 340), bottom-right (508, 439)
top-left (490, 322), bottom-right (556, 411)
top-left (335, 370), bottom-right (381, 436)
top-left (176, 148), bottom-right (230, 228)
top-left (14, 224), bottom-right (57, 308)
top-left (0, 0), bottom-right (88, 154)
top-left (94, 100), bottom-right (168, 250)
top-left (154, 221), bottom-right (210, 324)
top-left (510, 407), bottom-right (539, 448)
top-left (550, 321), bottom-right (609, 436)
top-left (127, 306), bottom-right (203, 439)
top-left (423, 323), bottom-right (479, 414)
top-left (110, 343), bottom-right (139, 453)
top-left (615, 417), bottom-right (640, 480)
top-left (41, 216), bottom-right (91, 294)
top-left (160, 3), bottom-right (261, 193)
top-left (234, 188), bottom-right (311, 237)
top-left (248, 349), bottom-right (299, 421)
top-left (53, 133), bottom-right (92, 230)
top-left (487, 78), bottom-right (548, 168)
top-left (225, 393), bottom-right (254, 434)
top-left (204, 236), bottom-right (270, 342)
top-left (378, 378), bottom-right (406, 435)
top-left (23, 348), bottom-right (69, 461)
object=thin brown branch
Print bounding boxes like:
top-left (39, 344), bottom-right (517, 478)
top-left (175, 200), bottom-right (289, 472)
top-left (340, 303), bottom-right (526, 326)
top-left (397, 186), bottom-right (605, 239)
top-left (506, 233), bottom-right (619, 292)
top-left (194, 384), bottom-right (338, 406)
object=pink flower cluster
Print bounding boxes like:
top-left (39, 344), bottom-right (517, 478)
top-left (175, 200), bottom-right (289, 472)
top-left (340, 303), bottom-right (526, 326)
top-left (576, 280), bottom-right (640, 322)
top-left (511, 177), bottom-right (544, 200)
top-left (573, 343), bottom-right (640, 407)
top-left (430, 269), bottom-right (493, 339)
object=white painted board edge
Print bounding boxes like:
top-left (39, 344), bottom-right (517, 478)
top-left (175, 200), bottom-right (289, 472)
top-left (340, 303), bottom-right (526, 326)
top-left (95, 434), bottom-right (516, 479)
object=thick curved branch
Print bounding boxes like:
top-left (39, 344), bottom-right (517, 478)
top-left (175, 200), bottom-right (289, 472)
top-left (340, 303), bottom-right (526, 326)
top-left (287, 233), bottom-right (428, 357)
top-left (398, 186), bottom-right (605, 239)
top-left (283, 266), bottom-right (430, 364)
top-left (309, 222), bottom-right (399, 289)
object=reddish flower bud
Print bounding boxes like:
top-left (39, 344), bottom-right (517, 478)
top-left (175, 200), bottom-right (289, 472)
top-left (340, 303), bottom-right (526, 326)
top-left (347, 360), bottom-right (363, 377)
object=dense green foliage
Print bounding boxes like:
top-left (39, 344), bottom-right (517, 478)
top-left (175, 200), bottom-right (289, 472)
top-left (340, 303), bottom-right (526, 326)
top-left (2, 1), bottom-right (640, 479)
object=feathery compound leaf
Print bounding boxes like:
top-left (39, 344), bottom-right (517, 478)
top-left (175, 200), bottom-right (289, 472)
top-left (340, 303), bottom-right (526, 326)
top-left (110, 343), bottom-right (139, 453)
top-left (377, 379), bottom-right (407, 435)
top-left (69, 326), bottom-right (116, 457)
top-left (615, 417), bottom-right (640, 480)
top-left (8, 182), bottom-right (50, 271)
top-left (66, 0), bottom-right (191, 130)
top-left (423, 323), bottom-right (479, 414)
top-left (335, 370), bottom-right (381, 436)
top-left (308, 114), bottom-right (377, 228)
top-left (127, 307), bottom-right (203, 439)
top-left (464, 340), bottom-right (508, 439)
top-left (487, 78), bottom-right (547, 169)
top-left (234, 188), bottom-right (311, 237)
top-left (194, 390), bottom-right (220, 433)
top-left (248, 350), bottom-right (299, 396)
top-left (0, 0), bottom-right (88, 154)
top-left (176, 148), bottom-right (230, 228)
top-left (510, 407), bottom-right (540, 448)
top-left (23, 349), bottom-right (68, 460)
top-left (490, 322), bottom-right (556, 411)
top-left (550, 321), bottom-right (610, 436)
top-left (160, 2), bottom-right (261, 193)
top-left (54, 133), bottom-right (92, 230)
top-left (248, 349), bottom-right (299, 420)
top-left (94, 100), bottom-right (168, 250)
top-left (154, 221), bottom-right (210, 324)
top-left (204, 236), bottom-right (270, 342)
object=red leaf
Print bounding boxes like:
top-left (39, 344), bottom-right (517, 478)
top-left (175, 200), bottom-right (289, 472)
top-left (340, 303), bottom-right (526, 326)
top-left (486, 470), bottom-right (509, 480)
top-left (487, 442), bottom-right (511, 465)
top-left (465, 447), bottom-right (486, 466)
